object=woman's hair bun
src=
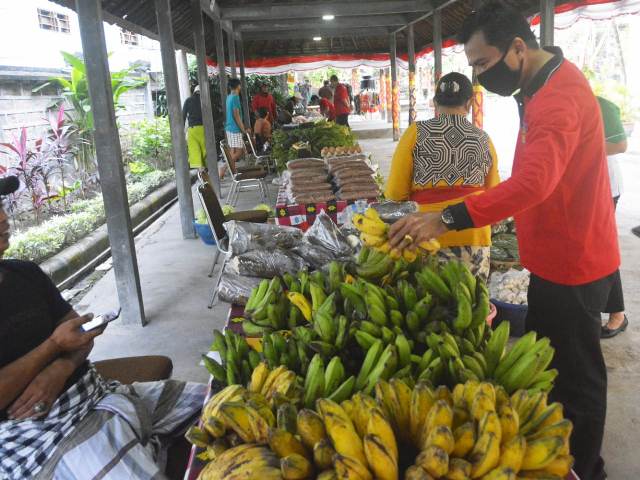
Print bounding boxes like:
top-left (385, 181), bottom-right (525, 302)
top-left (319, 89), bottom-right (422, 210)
top-left (434, 72), bottom-right (473, 107)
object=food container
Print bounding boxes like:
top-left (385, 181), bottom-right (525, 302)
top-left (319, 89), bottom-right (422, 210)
top-left (193, 220), bottom-right (216, 245)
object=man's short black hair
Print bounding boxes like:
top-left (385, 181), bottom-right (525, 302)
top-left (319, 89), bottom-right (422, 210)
top-left (330, 74), bottom-right (339, 82)
top-left (323, 80), bottom-right (329, 86)
top-left (257, 107), bottom-right (268, 118)
top-left (228, 78), bottom-right (241, 90)
top-left (459, 1), bottom-right (539, 51)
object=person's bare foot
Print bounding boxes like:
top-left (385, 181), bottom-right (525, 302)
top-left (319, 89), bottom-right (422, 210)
top-left (606, 312), bottom-right (626, 330)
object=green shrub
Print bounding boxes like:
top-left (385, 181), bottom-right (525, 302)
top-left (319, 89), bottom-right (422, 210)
top-left (125, 118), bottom-right (173, 170)
top-left (5, 168), bottom-right (175, 263)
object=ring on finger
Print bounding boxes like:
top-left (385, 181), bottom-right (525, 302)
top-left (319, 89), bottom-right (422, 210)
top-left (33, 401), bottom-right (47, 414)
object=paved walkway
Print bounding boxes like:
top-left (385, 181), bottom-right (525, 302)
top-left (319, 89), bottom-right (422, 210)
top-left (74, 136), bottom-right (640, 478)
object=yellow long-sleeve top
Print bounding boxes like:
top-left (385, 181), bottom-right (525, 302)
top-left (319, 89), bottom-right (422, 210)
top-left (385, 114), bottom-right (500, 247)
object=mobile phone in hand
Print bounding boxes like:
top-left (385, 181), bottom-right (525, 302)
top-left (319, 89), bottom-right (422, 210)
top-left (81, 308), bottom-right (121, 332)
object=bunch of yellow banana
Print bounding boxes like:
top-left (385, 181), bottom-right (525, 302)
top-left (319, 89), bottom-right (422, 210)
top-left (397, 380), bottom-right (574, 480)
top-left (352, 208), bottom-right (440, 263)
top-left (198, 444), bottom-right (282, 480)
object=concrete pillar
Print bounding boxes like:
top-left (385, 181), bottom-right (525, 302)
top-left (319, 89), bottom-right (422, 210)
top-left (176, 49), bottom-right (191, 105)
top-left (385, 68), bottom-right (392, 124)
top-left (389, 33), bottom-right (400, 141)
top-left (191, 0), bottom-right (221, 194)
top-left (407, 24), bottom-right (417, 125)
top-left (238, 37), bottom-right (251, 128)
top-left (227, 30), bottom-right (237, 78)
top-left (540, 0), bottom-right (555, 47)
top-left (155, 0), bottom-right (195, 240)
top-left (434, 10), bottom-right (443, 84)
top-left (214, 20), bottom-right (228, 117)
top-left (75, 0), bottom-right (145, 326)
top-left (378, 68), bottom-right (386, 121)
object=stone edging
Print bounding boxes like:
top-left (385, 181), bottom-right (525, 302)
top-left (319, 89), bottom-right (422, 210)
top-left (41, 175), bottom-right (194, 288)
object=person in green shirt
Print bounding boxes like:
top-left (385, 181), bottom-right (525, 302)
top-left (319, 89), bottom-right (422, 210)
top-left (597, 96), bottom-right (628, 338)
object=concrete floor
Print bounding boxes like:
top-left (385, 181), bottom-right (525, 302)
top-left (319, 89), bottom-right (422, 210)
top-left (74, 135), bottom-right (640, 478)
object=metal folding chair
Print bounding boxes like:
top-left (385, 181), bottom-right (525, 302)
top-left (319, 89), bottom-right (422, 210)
top-left (220, 140), bottom-right (268, 206)
top-left (245, 131), bottom-right (273, 173)
top-left (197, 180), bottom-right (268, 308)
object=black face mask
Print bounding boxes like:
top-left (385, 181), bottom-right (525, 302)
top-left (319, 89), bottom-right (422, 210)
top-left (477, 47), bottom-right (523, 96)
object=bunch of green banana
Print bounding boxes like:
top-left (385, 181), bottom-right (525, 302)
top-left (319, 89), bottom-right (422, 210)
top-left (303, 354), bottom-right (357, 408)
top-left (204, 329), bottom-right (260, 386)
top-left (242, 277), bottom-right (289, 335)
top-left (491, 331), bottom-right (557, 394)
top-left (354, 247), bottom-right (395, 281)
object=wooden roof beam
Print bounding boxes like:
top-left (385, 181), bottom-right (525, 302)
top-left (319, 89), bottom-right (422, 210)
top-left (242, 27), bottom-right (391, 41)
top-left (392, 0), bottom-right (459, 34)
top-left (237, 14), bottom-right (410, 32)
top-left (220, 0), bottom-right (433, 21)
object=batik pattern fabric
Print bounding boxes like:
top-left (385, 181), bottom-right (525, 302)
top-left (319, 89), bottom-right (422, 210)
top-left (0, 365), bottom-right (206, 480)
top-left (412, 114), bottom-right (492, 187)
top-left (435, 245), bottom-right (491, 283)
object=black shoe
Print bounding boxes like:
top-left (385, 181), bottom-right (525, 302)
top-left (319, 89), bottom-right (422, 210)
top-left (601, 314), bottom-right (628, 339)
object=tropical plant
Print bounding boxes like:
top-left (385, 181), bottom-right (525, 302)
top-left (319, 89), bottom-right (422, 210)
top-left (34, 51), bottom-right (147, 172)
top-left (125, 118), bottom-right (173, 170)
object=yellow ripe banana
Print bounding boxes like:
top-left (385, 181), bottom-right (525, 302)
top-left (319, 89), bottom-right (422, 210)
top-left (471, 392), bottom-right (496, 422)
top-left (495, 386), bottom-right (510, 410)
top-left (452, 384), bottom-right (466, 409)
top-left (364, 434), bottom-right (398, 480)
top-left (410, 383), bottom-right (436, 445)
top-left (463, 380), bottom-right (480, 408)
top-left (185, 425), bottom-right (211, 449)
top-left (470, 431), bottom-right (500, 478)
top-left (540, 454), bottom-right (574, 477)
top-left (416, 445), bottom-right (449, 478)
top-left (317, 470), bottom-right (338, 480)
top-left (366, 407), bottom-right (398, 462)
top-left (280, 453), bottom-right (313, 480)
top-left (261, 366), bottom-right (289, 397)
top-left (520, 436), bottom-right (564, 471)
top-left (202, 444), bottom-right (280, 480)
top-left (452, 406), bottom-right (470, 431)
top-left (477, 382), bottom-right (497, 404)
top-left (498, 405), bottom-right (520, 445)
top-left (351, 394), bottom-right (379, 438)
top-left (403, 248), bottom-right (418, 263)
top-left (249, 362), bottom-right (271, 393)
top-left (423, 400), bottom-right (454, 442)
top-left (423, 425), bottom-right (455, 454)
top-left (479, 411), bottom-right (503, 445)
top-left (527, 419), bottom-right (573, 443)
top-left (529, 403), bottom-right (565, 434)
top-left (317, 398), bottom-right (353, 425)
top-left (452, 421), bottom-right (476, 458)
top-left (197, 438), bottom-right (228, 462)
top-left (334, 454), bottom-right (373, 480)
top-left (267, 370), bottom-right (297, 402)
top-left (218, 402), bottom-right (257, 443)
top-left (480, 466), bottom-right (517, 480)
top-left (499, 435), bottom-right (526, 472)
top-left (434, 385), bottom-right (453, 405)
top-left (389, 248), bottom-right (402, 260)
top-left (375, 381), bottom-right (402, 433)
top-left (364, 208), bottom-right (383, 223)
top-left (318, 399), bottom-right (367, 469)
top-left (297, 409), bottom-right (327, 449)
top-left (203, 384), bottom-right (245, 420)
top-left (516, 472), bottom-right (564, 479)
top-left (268, 427), bottom-right (309, 459)
top-left (404, 465), bottom-right (435, 480)
top-left (353, 214), bottom-right (388, 237)
top-left (444, 457), bottom-right (472, 480)
top-left (419, 239), bottom-right (441, 253)
top-left (313, 438), bottom-right (336, 470)
top-left (375, 241), bottom-right (392, 254)
top-left (341, 398), bottom-right (356, 420)
top-left (361, 233), bottom-right (386, 248)
top-left (202, 415), bottom-right (225, 438)
top-left (510, 390), bottom-right (529, 413)
top-left (390, 379), bottom-right (412, 441)
top-left (287, 292), bottom-right (312, 322)
top-left (247, 404), bottom-right (271, 443)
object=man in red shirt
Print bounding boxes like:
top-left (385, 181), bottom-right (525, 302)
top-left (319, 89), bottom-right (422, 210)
top-left (319, 88), bottom-right (336, 122)
top-left (330, 74), bottom-right (351, 127)
top-left (389, 3), bottom-right (619, 479)
top-left (251, 82), bottom-right (277, 124)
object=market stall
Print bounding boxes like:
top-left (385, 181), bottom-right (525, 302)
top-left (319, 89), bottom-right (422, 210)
top-left (184, 204), bottom-right (579, 480)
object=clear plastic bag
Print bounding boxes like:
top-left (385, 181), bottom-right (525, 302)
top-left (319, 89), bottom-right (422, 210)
top-left (217, 273), bottom-right (263, 305)
top-left (488, 268), bottom-right (530, 305)
top-left (370, 201), bottom-right (419, 223)
top-left (225, 220), bottom-right (303, 255)
top-left (303, 211), bottom-right (353, 257)
top-left (229, 249), bottom-right (307, 278)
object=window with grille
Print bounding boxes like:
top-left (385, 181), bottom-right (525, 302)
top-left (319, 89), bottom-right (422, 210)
top-left (120, 28), bottom-right (140, 46)
top-left (37, 9), bottom-right (70, 33)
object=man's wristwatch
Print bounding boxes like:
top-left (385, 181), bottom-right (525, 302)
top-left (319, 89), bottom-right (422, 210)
top-left (441, 208), bottom-right (455, 229)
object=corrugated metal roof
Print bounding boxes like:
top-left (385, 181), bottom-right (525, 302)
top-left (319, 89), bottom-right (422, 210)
top-left (50, 0), bottom-right (579, 60)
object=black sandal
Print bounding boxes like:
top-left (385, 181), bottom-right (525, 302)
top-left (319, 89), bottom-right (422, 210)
top-left (601, 315), bottom-right (629, 339)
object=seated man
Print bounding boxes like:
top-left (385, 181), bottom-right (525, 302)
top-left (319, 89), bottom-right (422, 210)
top-left (0, 176), bottom-right (206, 480)
top-left (253, 107), bottom-right (272, 153)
